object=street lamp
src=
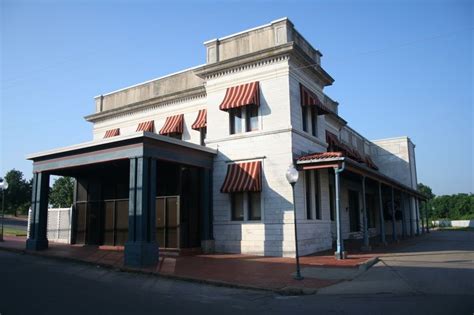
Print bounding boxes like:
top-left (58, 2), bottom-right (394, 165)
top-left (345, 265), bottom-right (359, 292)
top-left (286, 164), bottom-right (303, 281)
top-left (0, 177), bottom-right (9, 242)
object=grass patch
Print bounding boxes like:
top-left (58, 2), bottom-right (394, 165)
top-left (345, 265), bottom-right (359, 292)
top-left (437, 227), bottom-right (474, 232)
top-left (2, 227), bottom-right (27, 236)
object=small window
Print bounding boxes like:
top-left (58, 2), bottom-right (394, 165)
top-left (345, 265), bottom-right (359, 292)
top-left (231, 193), bottom-right (244, 221)
top-left (200, 128), bottom-right (207, 146)
top-left (248, 192), bottom-right (261, 220)
top-left (229, 108), bottom-right (243, 134)
top-left (305, 171), bottom-right (313, 219)
top-left (230, 106), bottom-right (259, 135)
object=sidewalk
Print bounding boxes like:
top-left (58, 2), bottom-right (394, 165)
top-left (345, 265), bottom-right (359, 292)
top-left (0, 235), bottom-right (419, 294)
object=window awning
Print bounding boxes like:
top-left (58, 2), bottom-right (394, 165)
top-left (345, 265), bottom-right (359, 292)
top-left (159, 114), bottom-right (184, 135)
top-left (220, 161), bottom-right (262, 193)
top-left (325, 131), bottom-right (373, 166)
top-left (300, 83), bottom-right (331, 115)
top-left (136, 120), bottom-right (154, 132)
top-left (104, 128), bottom-right (120, 138)
top-left (191, 109), bottom-right (207, 130)
top-left (219, 81), bottom-right (260, 111)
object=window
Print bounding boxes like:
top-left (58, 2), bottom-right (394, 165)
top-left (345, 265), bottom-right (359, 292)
top-left (231, 192), bottom-right (262, 221)
top-left (200, 128), bottom-right (207, 146)
top-left (313, 170), bottom-right (321, 220)
top-left (305, 171), bottom-right (313, 220)
top-left (229, 106), bottom-right (259, 135)
top-left (231, 193), bottom-right (244, 221)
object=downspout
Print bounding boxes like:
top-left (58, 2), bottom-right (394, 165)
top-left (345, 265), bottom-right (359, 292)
top-left (334, 161), bottom-right (346, 259)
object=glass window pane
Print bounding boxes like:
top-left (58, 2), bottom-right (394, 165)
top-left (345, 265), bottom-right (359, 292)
top-left (302, 106), bottom-right (308, 132)
top-left (248, 192), bottom-right (261, 220)
top-left (230, 108), bottom-right (242, 134)
top-left (311, 107), bottom-right (318, 137)
top-left (246, 105), bottom-right (259, 132)
top-left (231, 193), bottom-right (244, 221)
top-left (200, 128), bottom-right (207, 146)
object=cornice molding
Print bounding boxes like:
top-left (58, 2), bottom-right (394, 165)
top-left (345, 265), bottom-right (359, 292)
top-left (85, 86), bottom-right (206, 123)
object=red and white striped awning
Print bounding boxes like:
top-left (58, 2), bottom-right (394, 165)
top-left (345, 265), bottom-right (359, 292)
top-left (191, 109), bottom-right (207, 130)
top-left (104, 128), bottom-right (120, 138)
top-left (159, 114), bottom-right (184, 135)
top-left (219, 81), bottom-right (260, 111)
top-left (136, 120), bottom-right (154, 132)
top-left (300, 83), bottom-right (331, 115)
top-left (220, 161), bottom-right (262, 193)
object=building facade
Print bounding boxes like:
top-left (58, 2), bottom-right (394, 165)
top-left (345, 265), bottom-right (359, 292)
top-left (26, 18), bottom-right (426, 266)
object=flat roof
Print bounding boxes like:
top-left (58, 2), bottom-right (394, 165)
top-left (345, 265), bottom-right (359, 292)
top-left (27, 132), bottom-right (217, 160)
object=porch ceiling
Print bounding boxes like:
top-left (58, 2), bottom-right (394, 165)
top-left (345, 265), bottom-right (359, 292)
top-left (27, 132), bottom-right (217, 174)
top-left (296, 156), bottom-right (427, 200)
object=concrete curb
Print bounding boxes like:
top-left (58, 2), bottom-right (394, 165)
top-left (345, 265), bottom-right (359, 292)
top-left (358, 257), bottom-right (379, 272)
top-left (0, 246), bottom-right (317, 296)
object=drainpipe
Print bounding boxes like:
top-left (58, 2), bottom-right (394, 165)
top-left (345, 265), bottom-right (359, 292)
top-left (334, 162), bottom-right (346, 259)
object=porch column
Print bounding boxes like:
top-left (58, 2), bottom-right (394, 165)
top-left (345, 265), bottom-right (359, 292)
top-left (400, 193), bottom-right (407, 238)
top-left (391, 187), bottom-right (397, 242)
top-left (408, 195), bottom-right (414, 236)
top-left (415, 198), bottom-right (420, 235)
top-left (200, 168), bottom-right (214, 252)
top-left (124, 156), bottom-right (159, 267)
top-left (334, 165), bottom-right (346, 259)
top-left (419, 199), bottom-right (425, 233)
top-left (361, 176), bottom-right (370, 251)
top-left (378, 182), bottom-right (387, 245)
top-left (26, 172), bottom-right (50, 250)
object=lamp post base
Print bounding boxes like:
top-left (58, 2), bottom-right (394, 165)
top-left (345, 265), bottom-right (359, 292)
top-left (293, 274), bottom-right (304, 281)
top-left (334, 251), bottom-right (347, 260)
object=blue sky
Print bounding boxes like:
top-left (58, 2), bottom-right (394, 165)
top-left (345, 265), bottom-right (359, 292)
top-left (1, 0), bottom-right (472, 195)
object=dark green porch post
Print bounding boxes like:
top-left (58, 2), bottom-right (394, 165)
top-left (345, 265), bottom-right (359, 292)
top-left (124, 156), bottom-right (159, 267)
top-left (391, 187), bottom-right (397, 242)
top-left (26, 172), bottom-right (50, 250)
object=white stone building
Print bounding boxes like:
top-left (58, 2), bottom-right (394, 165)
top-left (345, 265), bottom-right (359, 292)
top-left (26, 18), bottom-right (426, 266)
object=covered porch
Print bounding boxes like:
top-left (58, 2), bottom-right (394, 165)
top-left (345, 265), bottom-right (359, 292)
top-left (26, 132), bottom-right (216, 267)
top-left (296, 151), bottom-right (427, 259)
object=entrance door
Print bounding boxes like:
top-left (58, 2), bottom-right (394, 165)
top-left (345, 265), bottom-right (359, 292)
top-left (348, 190), bottom-right (360, 232)
top-left (156, 196), bottom-right (180, 248)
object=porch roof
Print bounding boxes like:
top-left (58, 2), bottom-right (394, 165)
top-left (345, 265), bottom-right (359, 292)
top-left (27, 132), bottom-right (217, 173)
top-left (296, 152), bottom-right (427, 200)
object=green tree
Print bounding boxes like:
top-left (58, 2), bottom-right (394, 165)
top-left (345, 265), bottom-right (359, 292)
top-left (0, 169), bottom-right (32, 216)
top-left (49, 176), bottom-right (74, 208)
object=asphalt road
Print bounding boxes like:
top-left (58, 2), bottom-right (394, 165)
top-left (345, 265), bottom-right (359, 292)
top-left (0, 231), bottom-right (473, 315)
